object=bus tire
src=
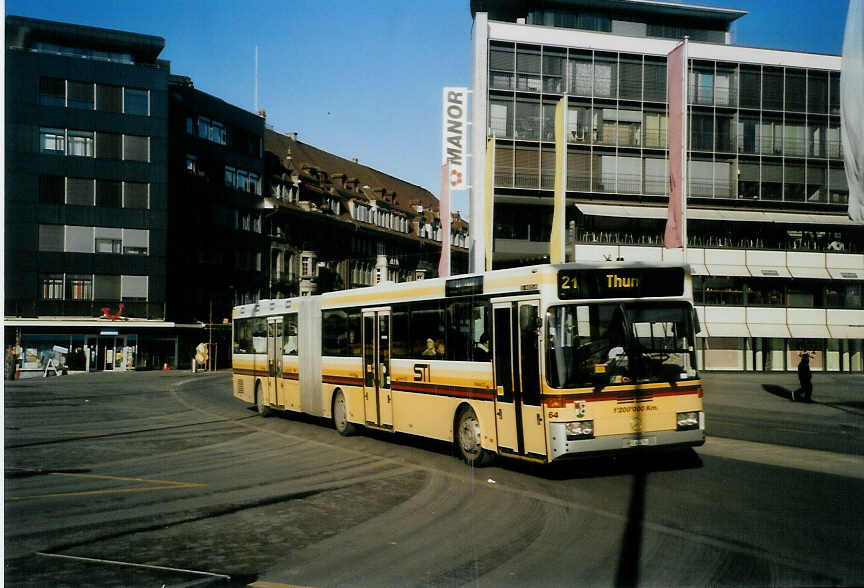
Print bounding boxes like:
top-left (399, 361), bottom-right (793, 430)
top-left (332, 389), bottom-right (358, 436)
top-left (256, 381), bottom-right (272, 417)
top-left (455, 405), bottom-right (493, 467)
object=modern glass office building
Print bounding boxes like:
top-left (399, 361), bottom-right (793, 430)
top-left (469, 0), bottom-right (864, 371)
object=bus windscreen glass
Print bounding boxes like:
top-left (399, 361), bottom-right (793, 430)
top-left (546, 302), bottom-right (696, 389)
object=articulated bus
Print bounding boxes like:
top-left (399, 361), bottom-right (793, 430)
top-left (232, 262), bottom-right (704, 466)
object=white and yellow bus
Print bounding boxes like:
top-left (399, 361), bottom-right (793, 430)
top-left (232, 262), bottom-right (704, 466)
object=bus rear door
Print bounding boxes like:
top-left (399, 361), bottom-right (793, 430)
top-left (492, 299), bottom-right (547, 460)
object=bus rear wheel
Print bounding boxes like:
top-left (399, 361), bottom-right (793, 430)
top-left (455, 406), bottom-right (493, 467)
top-left (256, 382), bottom-right (272, 417)
top-left (332, 390), bottom-right (358, 436)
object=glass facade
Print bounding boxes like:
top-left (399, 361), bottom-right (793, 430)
top-left (488, 42), bottom-right (847, 206)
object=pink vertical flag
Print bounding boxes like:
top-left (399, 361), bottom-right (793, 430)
top-left (438, 163), bottom-right (452, 278)
top-left (665, 39), bottom-right (688, 249)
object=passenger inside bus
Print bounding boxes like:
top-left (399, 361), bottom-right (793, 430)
top-left (474, 332), bottom-right (491, 361)
top-left (422, 338), bottom-right (437, 357)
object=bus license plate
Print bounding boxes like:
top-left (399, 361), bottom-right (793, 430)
top-left (623, 437), bottom-right (656, 448)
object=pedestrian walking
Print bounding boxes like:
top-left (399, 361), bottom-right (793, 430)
top-left (797, 353), bottom-right (813, 402)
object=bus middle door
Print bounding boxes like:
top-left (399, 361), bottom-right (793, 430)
top-left (362, 308), bottom-right (392, 428)
top-left (266, 317), bottom-right (283, 408)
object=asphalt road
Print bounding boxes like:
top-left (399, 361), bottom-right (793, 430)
top-left (5, 370), bottom-right (864, 587)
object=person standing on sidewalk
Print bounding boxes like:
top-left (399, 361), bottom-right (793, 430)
top-left (797, 353), bottom-right (813, 403)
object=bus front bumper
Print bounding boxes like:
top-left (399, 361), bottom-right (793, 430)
top-left (548, 424), bottom-right (705, 461)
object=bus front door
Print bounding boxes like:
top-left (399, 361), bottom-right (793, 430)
top-left (492, 300), bottom-right (547, 460)
top-left (266, 317), bottom-right (283, 408)
top-left (362, 309), bottom-right (392, 429)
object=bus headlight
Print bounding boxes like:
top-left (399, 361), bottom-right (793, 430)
top-left (676, 411), bottom-right (700, 431)
top-left (565, 420), bottom-right (594, 440)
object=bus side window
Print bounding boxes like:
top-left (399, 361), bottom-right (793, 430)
top-left (283, 314), bottom-right (298, 355)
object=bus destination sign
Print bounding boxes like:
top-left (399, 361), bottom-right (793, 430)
top-left (557, 268), bottom-right (684, 300)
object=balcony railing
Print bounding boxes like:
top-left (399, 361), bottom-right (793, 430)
top-left (5, 300), bottom-right (166, 320)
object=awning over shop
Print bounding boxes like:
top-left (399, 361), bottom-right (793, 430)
top-left (704, 322), bottom-right (750, 337)
top-left (575, 203), bottom-right (853, 225)
top-left (787, 324), bottom-right (832, 338)
top-left (746, 323), bottom-right (791, 338)
top-left (747, 266), bottom-right (792, 278)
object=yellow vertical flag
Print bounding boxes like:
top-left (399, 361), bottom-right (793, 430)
top-left (550, 96), bottom-right (567, 264)
top-left (484, 137), bottom-right (495, 271)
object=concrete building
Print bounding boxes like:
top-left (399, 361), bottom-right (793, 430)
top-left (469, 0), bottom-right (863, 371)
top-left (4, 16), bottom-right (180, 374)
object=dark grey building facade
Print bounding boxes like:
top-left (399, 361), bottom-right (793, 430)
top-left (5, 16), bottom-right (179, 374)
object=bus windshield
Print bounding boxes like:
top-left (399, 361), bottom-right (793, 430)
top-left (546, 302), bottom-right (697, 389)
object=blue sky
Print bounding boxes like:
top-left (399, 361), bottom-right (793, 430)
top-left (6, 0), bottom-right (850, 217)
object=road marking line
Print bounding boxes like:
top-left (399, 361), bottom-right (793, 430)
top-left (249, 582), bottom-right (316, 588)
top-left (35, 552), bottom-right (230, 579)
top-left (8, 473), bottom-right (206, 501)
top-left (697, 436), bottom-right (864, 479)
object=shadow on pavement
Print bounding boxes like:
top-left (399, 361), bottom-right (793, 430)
top-left (762, 384), bottom-right (795, 402)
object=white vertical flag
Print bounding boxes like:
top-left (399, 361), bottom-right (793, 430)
top-left (842, 0), bottom-right (864, 223)
top-left (665, 39), bottom-right (688, 249)
top-left (438, 163), bottom-right (452, 278)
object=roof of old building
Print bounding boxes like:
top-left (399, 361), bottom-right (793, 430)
top-left (265, 129), bottom-right (441, 216)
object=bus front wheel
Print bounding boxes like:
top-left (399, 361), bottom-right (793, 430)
top-left (332, 389), bottom-right (358, 436)
top-left (256, 382), bottom-right (272, 417)
top-left (455, 406), bottom-right (493, 467)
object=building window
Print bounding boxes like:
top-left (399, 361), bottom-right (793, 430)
top-left (186, 117), bottom-right (196, 135)
top-left (67, 131), bottom-right (95, 157)
top-left (123, 88), bottom-right (149, 115)
top-left (39, 77), bottom-right (65, 106)
top-left (122, 275), bottom-right (148, 301)
top-left (66, 225), bottom-right (94, 253)
top-left (96, 180), bottom-right (122, 208)
top-left (67, 178), bottom-right (95, 205)
top-left (96, 84), bottom-right (123, 113)
top-left (186, 154), bottom-right (198, 175)
top-left (38, 225), bottom-right (64, 252)
top-left (96, 238), bottom-right (122, 253)
top-left (225, 166), bottom-right (236, 188)
top-left (38, 175), bottom-right (65, 204)
top-left (124, 182), bottom-right (149, 209)
top-left (66, 274), bottom-right (93, 300)
top-left (95, 131), bottom-right (122, 159)
top-left (40, 128), bottom-right (65, 153)
top-left (67, 81), bottom-right (94, 109)
top-left (123, 229), bottom-right (149, 255)
top-left (123, 135), bottom-right (149, 162)
top-left (94, 275), bottom-right (121, 300)
top-left (40, 274), bottom-right (64, 300)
